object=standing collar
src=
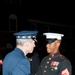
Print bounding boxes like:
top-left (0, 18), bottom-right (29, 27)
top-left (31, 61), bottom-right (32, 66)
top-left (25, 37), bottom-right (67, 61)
top-left (14, 47), bottom-right (25, 56)
top-left (49, 51), bottom-right (60, 57)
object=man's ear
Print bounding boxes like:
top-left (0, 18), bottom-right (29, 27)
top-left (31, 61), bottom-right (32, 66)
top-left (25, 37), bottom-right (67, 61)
top-left (55, 40), bottom-right (61, 47)
top-left (25, 41), bottom-right (31, 47)
top-left (24, 41), bottom-right (28, 47)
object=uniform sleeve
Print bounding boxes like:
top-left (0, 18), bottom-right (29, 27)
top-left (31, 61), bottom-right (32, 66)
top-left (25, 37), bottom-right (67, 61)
top-left (12, 59), bottom-right (30, 75)
top-left (58, 60), bottom-right (72, 75)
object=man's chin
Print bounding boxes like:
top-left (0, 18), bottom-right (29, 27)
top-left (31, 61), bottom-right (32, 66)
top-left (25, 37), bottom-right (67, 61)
top-left (30, 51), bottom-right (33, 53)
top-left (47, 50), bottom-right (51, 53)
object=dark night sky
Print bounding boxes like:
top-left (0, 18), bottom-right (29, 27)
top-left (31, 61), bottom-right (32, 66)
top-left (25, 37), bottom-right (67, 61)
top-left (0, 0), bottom-right (75, 27)
top-left (25, 11), bottom-right (74, 27)
top-left (21, 2), bottom-right (75, 27)
top-left (0, 1), bottom-right (75, 28)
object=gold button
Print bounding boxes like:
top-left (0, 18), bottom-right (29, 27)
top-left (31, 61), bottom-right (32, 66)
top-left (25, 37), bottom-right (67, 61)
top-left (51, 69), bottom-right (53, 71)
top-left (44, 70), bottom-right (46, 72)
top-left (45, 66), bottom-right (47, 68)
top-left (52, 55), bottom-right (54, 57)
top-left (47, 61), bottom-right (49, 64)
top-left (49, 58), bottom-right (51, 60)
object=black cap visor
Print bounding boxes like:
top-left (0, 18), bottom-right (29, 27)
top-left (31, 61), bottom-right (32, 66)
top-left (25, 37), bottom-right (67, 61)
top-left (46, 39), bottom-right (57, 44)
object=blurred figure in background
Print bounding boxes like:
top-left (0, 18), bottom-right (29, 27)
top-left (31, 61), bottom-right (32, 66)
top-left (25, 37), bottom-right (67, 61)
top-left (27, 46), bottom-right (40, 75)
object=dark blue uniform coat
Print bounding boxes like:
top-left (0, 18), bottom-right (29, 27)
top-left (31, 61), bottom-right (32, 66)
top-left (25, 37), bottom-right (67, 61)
top-left (2, 48), bottom-right (30, 75)
top-left (36, 52), bottom-right (72, 75)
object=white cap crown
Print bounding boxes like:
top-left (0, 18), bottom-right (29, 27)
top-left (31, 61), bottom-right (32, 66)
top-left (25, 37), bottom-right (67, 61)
top-left (43, 33), bottom-right (64, 40)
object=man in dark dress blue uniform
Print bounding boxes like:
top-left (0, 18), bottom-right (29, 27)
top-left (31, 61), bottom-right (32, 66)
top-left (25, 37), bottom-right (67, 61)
top-left (2, 30), bottom-right (38, 75)
top-left (36, 32), bottom-right (72, 75)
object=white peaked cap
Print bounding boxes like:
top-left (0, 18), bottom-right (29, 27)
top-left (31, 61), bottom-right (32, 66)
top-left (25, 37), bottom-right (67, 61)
top-left (43, 33), bottom-right (64, 40)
